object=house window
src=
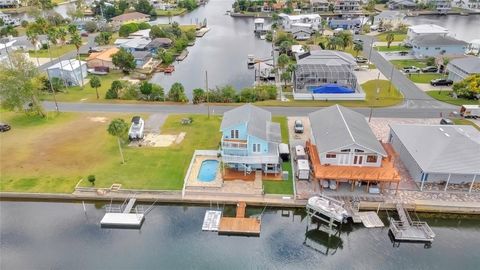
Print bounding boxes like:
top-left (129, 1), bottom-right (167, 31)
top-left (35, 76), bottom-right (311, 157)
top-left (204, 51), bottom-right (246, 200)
top-left (230, 129), bottom-right (239, 139)
top-left (326, 153), bottom-right (336, 158)
top-left (354, 149), bottom-right (364, 153)
top-left (367, 155), bottom-right (378, 163)
top-left (435, 47), bottom-right (441, 50)
top-left (253, 143), bottom-right (261, 153)
top-left (341, 149), bottom-right (350, 152)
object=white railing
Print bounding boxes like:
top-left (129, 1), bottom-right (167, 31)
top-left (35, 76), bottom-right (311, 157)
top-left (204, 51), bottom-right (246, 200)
top-left (222, 141), bottom-right (248, 149)
top-left (222, 154), bottom-right (280, 164)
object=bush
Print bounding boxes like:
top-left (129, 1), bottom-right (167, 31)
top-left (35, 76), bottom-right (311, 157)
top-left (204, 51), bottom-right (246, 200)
top-left (84, 21), bottom-right (98, 33)
top-left (87, 175), bottom-right (95, 186)
top-left (192, 88), bottom-right (205, 104)
top-left (453, 74), bottom-right (480, 99)
top-left (94, 32), bottom-right (113, 45)
top-left (105, 80), bottom-right (123, 99)
top-left (105, 88), bottom-right (118, 99)
top-left (119, 23), bottom-right (139, 37)
top-left (138, 22), bottom-right (151, 30)
top-left (426, 57), bottom-right (435, 66)
top-left (168, 82), bottom-right (188, 102)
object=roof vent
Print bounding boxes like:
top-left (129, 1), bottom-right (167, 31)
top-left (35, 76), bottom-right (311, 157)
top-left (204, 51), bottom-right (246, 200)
top-left (439, 128), bottom-right (444, 132)
top-left (444, 133), bottom-right (450, 137)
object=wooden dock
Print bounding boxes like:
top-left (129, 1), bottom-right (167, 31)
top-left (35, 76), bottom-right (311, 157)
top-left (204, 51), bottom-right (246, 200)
top-left (218, 202), bottom-right (261, 236)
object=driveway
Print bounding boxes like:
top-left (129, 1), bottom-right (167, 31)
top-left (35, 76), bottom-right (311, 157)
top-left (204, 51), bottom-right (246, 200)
top-left (416, 83), bottom-right (452, 92)
top-left (287, 116), bottom-right (311, 148)
top-left (354, 68), bottom-right (387, 84)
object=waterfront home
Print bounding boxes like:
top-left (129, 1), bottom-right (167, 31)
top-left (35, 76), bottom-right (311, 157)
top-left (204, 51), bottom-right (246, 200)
top-left (329, 18), bottom-right (362, 30)
top-left (145, 38), bottom-right (173, 52)
top-left (115, 37), bottom-right (151, 52)
top-left (389, 124), bottom-right (480, 191)
top-left (452, 0), bottom-right (480, 10)
top-left (293, 50), bottom-right (365, 100)
top-left (86, 47), bottom-right (119, 69)
top-left (446, 56), bottom-right (480, 82)
top-left (406, 24), bottom-right (448, 44)
top-left (46, 59), bottom-right (87, 86)
top-left (388, 0), bottom-right (417, 9)
top-left (292, 28), bottom-right (313, 41)
top-left (278, 13), bottom-right (321, 31)
top-left (0, 0), bottom-right (19, 8)
top-left (131, 51), bottom-right (154, 70)
top-left (334, 0), bottom-right (362, 14)
top-left (110, 12), bottom-right (150, 26)
top-left (310, 0), bottom-right (329, 12)
top-left (430, 0), bottom-right (452, 13)
top-left (309, 105), bottom-right (387, 167)
top-left (220, 104), bottom-right (282, 175)
top-left (411, 34), bottom-right (467, 59)
top-left (373, 10), bottom-right (406, 28)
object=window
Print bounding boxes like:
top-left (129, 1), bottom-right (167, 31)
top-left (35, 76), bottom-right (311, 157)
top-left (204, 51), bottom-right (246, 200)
top-left (341, 149), bottom-right (350, 152)
top-left (230, 129), bottom-right (239, 139)
top-left (367, 155), bottom-right (378, 163)
top-left (253, 143), bottom-right (261, 153)
top-left (326, 153), bottom-right (336, 158)
top-left (354, 149), bottom-right (364, 153)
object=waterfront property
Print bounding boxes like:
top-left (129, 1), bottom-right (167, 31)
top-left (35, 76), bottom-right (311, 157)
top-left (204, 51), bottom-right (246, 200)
top-left (110, 12), bottom-right (150, 26)
top-left (389, 124), bottom-right (480, 192)
top-left (334, 0), bottom-right (362, 14)
top-left (278, 13), bottom-right (321, 31)
top-left (411, 34), bottom-right (468, 59)
top-left (373, 10), bottom-right (406, 28)
top-left (46, 59), bottom-right (88, 86)
top-left (310, 0), bottom-right (329, 12)
top-left (446, 56), bottom-right (480, 82)
top-left (292, 28), bottom-right (313, 41)
top-left (388, 0), bottom-right (417, 10)
top-left (220, 104), bottom-right (282, 176)
top-left (115, 37), bottom-right (151, 52)
top-left (452, 0), bottom-right (480, 10)
top-left (131, 51), bottom-right (154, 71)
top-left (86, 47), bottom-right (119, 69)
top-left (328, 18), bottom-right (362, 30)
top-left (406, 24), bottom-right (449, 44)
top-left (293, 50), bottom-right (365, 100)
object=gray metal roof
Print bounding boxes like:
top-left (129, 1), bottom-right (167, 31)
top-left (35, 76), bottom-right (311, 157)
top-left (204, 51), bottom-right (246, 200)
top-left (390, 124), bottom-right (480, 175)
top-left (296, 50), bottom-right (356, 67)
top-left (309, 105), bottom-right (387, 156)
top-left (448, 56), bottom-right (480, 74)
top-left (221, 104), bottom-right (281, 143)
top-left (411, 34), bottom-right (467, 47)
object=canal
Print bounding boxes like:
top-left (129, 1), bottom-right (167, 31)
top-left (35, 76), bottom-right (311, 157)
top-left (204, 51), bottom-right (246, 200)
top-left (1, 201), bottom-right (479, 269)
top-left (405, 14), bottom-right (480, 42)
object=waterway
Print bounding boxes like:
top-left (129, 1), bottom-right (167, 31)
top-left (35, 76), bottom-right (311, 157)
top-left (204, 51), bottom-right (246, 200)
top-left (1, 201), bottom-right (479, 269)
top-left (405, 14), bottom-right (480, 42)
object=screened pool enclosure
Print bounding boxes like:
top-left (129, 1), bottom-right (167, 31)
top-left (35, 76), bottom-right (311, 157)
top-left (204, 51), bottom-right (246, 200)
top-left (293, 64), bottom-right (359, 93)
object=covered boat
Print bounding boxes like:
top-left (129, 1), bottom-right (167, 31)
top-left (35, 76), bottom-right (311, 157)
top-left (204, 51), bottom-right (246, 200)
top-left (307, 195), bottom-right (349, 223)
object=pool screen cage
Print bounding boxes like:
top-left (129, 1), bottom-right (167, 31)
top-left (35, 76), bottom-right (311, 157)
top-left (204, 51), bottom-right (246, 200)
top-left (294, 64), bottom-right (358, 93)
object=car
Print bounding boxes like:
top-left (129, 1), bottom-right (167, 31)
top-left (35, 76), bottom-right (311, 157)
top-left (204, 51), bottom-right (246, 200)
top-left (353, 38), bottom-right (363, 45)
top-left (422, 66), bottom-right (438, 73)
top-left (398, 51), bottom-right (409, 56)
top-left (440, 118), bottom-right (454, 125)
top-left (88, 47), bottom-right (102, 53)
top-left (355, 56), bottom-right (368, 63)
top-left (0, 123), bottom-right (11, 132)
top-left (377, 27), bottom-right (386, 32)
top-left (402, 66), bottom-right (420, 73)
top-left (81, 32), bottom-right (89, 37)
top-left (430, 78), bottom-right (453, 86)
top-left (294, 120), bottom-right (304, 133)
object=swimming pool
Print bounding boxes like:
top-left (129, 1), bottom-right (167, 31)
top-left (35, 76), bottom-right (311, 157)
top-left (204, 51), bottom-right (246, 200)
top-left (197, 160), bottom-right (219, 182)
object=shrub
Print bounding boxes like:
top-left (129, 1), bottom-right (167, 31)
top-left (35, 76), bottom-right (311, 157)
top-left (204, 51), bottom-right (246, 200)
top-left (426, 57), bottom-right (435, 66)
top-left (84, 21), bottom-right (98, 33)
top-left (192, 88), bottom-right (205, 104)
top-left (119, 23), bottom-right (139, 37)
top-left (87, 175), bottom-right (95, 186)
top-left (168, 82), bottom-right (188, 102)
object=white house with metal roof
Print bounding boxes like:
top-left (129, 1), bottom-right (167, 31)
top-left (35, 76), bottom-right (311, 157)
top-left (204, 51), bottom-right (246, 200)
top-left (278, 13), bottom-right (321, 31)
top-left (406, 24), bottom-right (448, 44)
top-left (447, 56), bottom-right (480, 82)
top-left (309, 105), bottom-right (387, 167)
top-left (389, 124), bottom-right (480, 192)
top-left (220, 104), bottom-right (282, 174)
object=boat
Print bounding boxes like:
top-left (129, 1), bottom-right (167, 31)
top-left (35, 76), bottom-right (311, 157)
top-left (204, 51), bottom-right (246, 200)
top-left (247, 54), bottom-right (255, 67)
top-left (306, 195), bottom-right (349, 223)
top-left (460, 12), bottom-right (469, 16)
top-left (164, 65), bottom-right (175, 73)
top-left (260, 34), bottom-right (266, 40)
top-left (87, 69), bottom-right (108, 75)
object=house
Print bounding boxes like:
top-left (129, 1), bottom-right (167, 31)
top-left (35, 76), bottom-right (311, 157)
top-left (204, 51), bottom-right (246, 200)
top-left (220, 104), bottom-right (282, 175)
top-left (115, 37), bottom-right (151, 52)
top-left (334, 0), bottom-right (362, 14)
top-left (0, 11), bottom-right (20, 26)
top-left (145, 38), bottom-right (173, 52)
top-left (389, 124), bottom-right (480, 191)
top-left (291, 44), bottom-right (307, 55)
top-left (262, 1), bottom-right (285, 12)
top-left (86, 47), bottom-right (119, 69)
top-left (388, 0), bottom-right (417, 10)
top-left (110, 12), bottom-right (150, 26)
top-left (329, 18), bottom-right (362, 30)
top-left (373, 10), bottom-right (406, 28)
top-left (0, 0), bottom-right (20, 8)
top-left (278, 13), bottom-right (321, 31)
top-left (452, 0), bottom-right (480, 10)
top-left (430, 0), bottom-right (451, 13)
top-left (292, 28), bottom-right (313, 41)
top-left (411, 34), bottom-right (467, 58)
top-left (131, 51), bottom-right (153, 70)
top-left (293, 50), bottom-right (365, 100)
top-left (0, 39), bottom-right (16, 63)
top-left (46, 59), bottom-right (87, 86)
top-left (406, 24), bottom-right (448, 43)
top-left (447, 56), bottom-right (480, 82)
top-left (310, 0), bottom-right (329, 12)
top-left (128, 29), bottom-right (151, 39)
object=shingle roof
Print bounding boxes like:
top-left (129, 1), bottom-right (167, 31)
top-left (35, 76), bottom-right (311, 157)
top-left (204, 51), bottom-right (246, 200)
top-left (131, 50), bottom-right (152, 61)
top-left (221, 104), bottom-right (281, 143)
top-left (309, 105), bottom-right (387, 156)
top-left (390, 124), bottom-right (480, 175)
top-left (408, 24), bottom-right (448, 34)
top-left (448, 56), bottom-right (480, 74)
top-left (411, 34), bottom-right (467, 47)
top-left (111, 12), bottom-right (150, 22)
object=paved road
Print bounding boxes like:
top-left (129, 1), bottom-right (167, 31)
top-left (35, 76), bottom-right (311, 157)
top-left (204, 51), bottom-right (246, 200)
top-left (44, 101), bottom-right (455, 118)
top-left (359, 36), bottom-right (454, 109)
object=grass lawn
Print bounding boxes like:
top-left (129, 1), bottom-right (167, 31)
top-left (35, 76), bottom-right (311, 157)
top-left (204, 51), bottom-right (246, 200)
top-left (452, 119), bottom-right (480, 131)
top-left (407, 73), bottom-right (445, 83)
top-left (391, 59), bottom-right (428, 69)
top-left (0, 112), bottom-right (222, 193)
top-left (426, 91), bottom-right (480, 106)
top-left (29, 44), bottom-right (78, 58)
top-left (156, 8), bottom-right (187, 16)
top-left (257, 79), bottom-right (403, 107)
top-left (376, 45), bottom-right (410, 52)
top-left (376, 32), bottom-right (406, 42)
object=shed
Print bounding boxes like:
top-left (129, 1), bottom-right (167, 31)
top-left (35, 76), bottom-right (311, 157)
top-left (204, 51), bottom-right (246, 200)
top-left (279, 143), bottom-right (290, 161)
top-left (296, 159), bottom-right (310, 180)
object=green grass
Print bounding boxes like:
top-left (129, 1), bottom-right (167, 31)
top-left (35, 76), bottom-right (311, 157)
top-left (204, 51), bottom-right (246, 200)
top-left (376, 45), bottom-right (410, 52)
top-left (376, 32), bottom-right (406, 42)
top-left (156, 8), bottom-right (187, 16)
top-left (272, 116), bottom-right (289, 144)
top-left (407, 73), bottom-right (445, 83)
top-left (452, 119), bottom-right (480, 130)
top-left (154, 23), bottom-right (196, 32)
top-left (426, 91), bottom-right (480, 106)
top-left (29, 44), bottom-right (78, 58)
top-left (263, 162), bottom-right (293, 195)
top-left (257, 79), bottom-right (403, 107)
top-left (390, 59), bottom-right (428, 69)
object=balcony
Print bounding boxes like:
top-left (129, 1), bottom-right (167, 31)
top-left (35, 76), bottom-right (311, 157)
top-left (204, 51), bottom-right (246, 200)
top-left (222, 154), bottom-right (280, 165)
top-left (222, 138), bottom-right (248, 149)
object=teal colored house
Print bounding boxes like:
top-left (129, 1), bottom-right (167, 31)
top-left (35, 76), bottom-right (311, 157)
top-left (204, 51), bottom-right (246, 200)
top-left (220, 104), bottom-right (282, 175)
top-left (411, 34), bottom-right (467, 59)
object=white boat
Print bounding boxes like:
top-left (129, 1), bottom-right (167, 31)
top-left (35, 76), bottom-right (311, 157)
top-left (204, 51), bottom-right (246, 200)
top-left (247, 54), bottom-right (255, 66)
top-left (128, 116), bottom-right (145, 141)
top-left (307, 195), bottom-right (349, 223)
top-left (260, 34), bottom-right (266, 40)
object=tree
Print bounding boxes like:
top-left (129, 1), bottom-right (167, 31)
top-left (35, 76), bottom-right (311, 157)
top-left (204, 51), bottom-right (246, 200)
top-left (87, 175), bottom-right (96, 186)
top-left (112, 48), bottom-right (136, 73)
top-left (119, 23), bottom-right (139, 37)
top-left (57, 27), bottom-right (68, 45)
top-left (192, 88), bottom-right (205, 104)
top-left (94, 32), bottom-right (113, 45)
top-left (105, 80), bottom-right (123, 99)
top-left (26, 26), bottom-right (40, 67)
top-left (178, 0), bottom-right (198, 11)
top-left (354, 43), bottom-right (363, 56)
top-left (453, 74), bottom-right (480, 99)
top-left (168, 82), bottom-right (188, 102)
top-left (277, 54), bottom-right (290, 70)
top-left (89, 75), bottom-right (102, 99)
top-left (107, 118), bottom-right (129, 164)
top-left (134, 0), bottom-right (154, 15)
top-left (84, 21), bottom-right (98, 33)
top-left (139, 81), bottom-right (164, 101)
top-left (0, 53), bottom-right (45, 117)
top-left (70, 31), bottom-right (85, 87)
top-left (366, 0), bottom-right (375, 11)
top-left (281, 71), bottom-right (291, 89)
top-left (386, 32), bottom-right (395, 48)
top-left (337, 31), bottom-right (353, 50)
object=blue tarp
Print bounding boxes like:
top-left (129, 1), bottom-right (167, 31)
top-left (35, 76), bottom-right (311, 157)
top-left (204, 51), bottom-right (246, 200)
top-left (309, 84), bottom-right (355, 94)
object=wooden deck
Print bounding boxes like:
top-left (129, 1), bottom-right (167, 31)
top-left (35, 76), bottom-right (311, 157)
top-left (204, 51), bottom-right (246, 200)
top-left (218, 201), bottom-right (261, 236)
top-left (223, 169), bottom-right (282, 181)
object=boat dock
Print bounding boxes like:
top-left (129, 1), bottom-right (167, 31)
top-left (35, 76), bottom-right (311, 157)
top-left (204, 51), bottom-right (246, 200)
top-left (389, 203), bottom-right (435, 243)
top-left (176, 50), bottom-right (189, 61)
top-left (202, 210), bottom-right (222, 231)
top-left (218, 202), bottom-right (261, 236)
top-left (100, 196), bottom-right (145, 228)
top-left (196, 27), bottom-right (210, 37)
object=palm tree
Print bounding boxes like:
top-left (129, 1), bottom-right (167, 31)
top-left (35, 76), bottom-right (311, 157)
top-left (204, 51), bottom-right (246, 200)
top-left (386, 33), bottom-right (395, 48)
top-left (354, 43), bottom-right (363, 57)
top-left (321, 19), bottom-right (327, 36)
top-left (107, 118), bottom-right (129, 164)
top-left (70, 32), bottom-right (85, 87)
top-left (89, 75), bottom-right (101, 99)
top-left (26, 26), bottom-right (41, 67)
top-left (57, 27), bottom-right (67, 46)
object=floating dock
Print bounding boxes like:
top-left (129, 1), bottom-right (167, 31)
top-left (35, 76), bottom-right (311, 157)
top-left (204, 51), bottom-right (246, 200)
top-left (202, 210), bottom-right (222, 231)
top-left (218, 202), bottom-right (261, 236)
top-left (176, 49), bottom-right (189, 61)
top-left (389, 204), bottom-right (435, 243)
top-left (196, 27), bottom-right (210, 37)
top-left (358, 212), bottom-right (384, 228)
top-left (100, 197), bottom-right (145, 229)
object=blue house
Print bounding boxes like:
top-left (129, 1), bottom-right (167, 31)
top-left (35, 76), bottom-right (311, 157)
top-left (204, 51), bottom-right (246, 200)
top-left (411, 34), bottom-right (467, 59)
top-left (329, 19), bottom-right (361, 30)
top-left (220, 104), bottom-right (282, 175)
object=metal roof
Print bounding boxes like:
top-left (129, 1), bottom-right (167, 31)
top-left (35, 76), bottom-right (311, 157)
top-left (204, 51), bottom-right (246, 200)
top-left (296, 50), bottom-right (356, 66)
top-left (411, 34), bottom-right (467, 47)
top-left (408, 24), bottom-right (448, 34)
top-left (448, 56), bottom-right (480, 74)
top-left (47, 59), bottom-right (86, 71)
top-left (390, 124), bottom-right (480, 175)
top-left (309, 105), bottom-right (387, 156)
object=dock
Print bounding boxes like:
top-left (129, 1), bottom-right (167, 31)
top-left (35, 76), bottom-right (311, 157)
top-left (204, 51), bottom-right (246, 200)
top-left (218, 202), bottom-right (261, 236)
top-left (202, 210), bottom-right (222, 231)
top-left (100, 196), bottom-right (145, 228)
top-left (389, 204), bottom-right (435, 243)
top-left (196, 27), bottom-right (210, 37)
top-left (176, 49), bottom-right (189, 61)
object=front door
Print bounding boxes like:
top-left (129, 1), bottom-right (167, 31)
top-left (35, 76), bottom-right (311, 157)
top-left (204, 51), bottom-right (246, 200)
top-left (353, 155), bottom-right (363, 165)
top-left (339, 154), bottom-right (348, 165)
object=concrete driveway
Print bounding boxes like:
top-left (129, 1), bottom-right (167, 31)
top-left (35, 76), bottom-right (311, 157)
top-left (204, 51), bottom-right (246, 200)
top-left (416, 83), bottom-right (452, 92)
top-left (354, 68), bottom-right (387, 84)
top-left (287, 116), bottom-right (311, 147)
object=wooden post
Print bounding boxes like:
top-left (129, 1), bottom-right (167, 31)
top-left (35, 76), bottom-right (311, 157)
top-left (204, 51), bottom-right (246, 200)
top-left (366, 181), bottom-right (370, 192)
top-left (395, 181), bottom-right (399, 195)
top-left (444, 173), bottom-right (451, 192)
top-left (351, 180), bottom-right (354, 192)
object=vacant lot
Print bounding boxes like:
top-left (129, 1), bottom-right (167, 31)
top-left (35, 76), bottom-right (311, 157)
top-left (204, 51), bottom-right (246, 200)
top-left (376, 32), bottom-right (406, 42)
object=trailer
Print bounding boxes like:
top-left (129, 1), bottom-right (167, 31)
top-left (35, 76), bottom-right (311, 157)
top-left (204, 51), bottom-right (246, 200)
top-left (296, 159), bottom-right (310, 181)
top-left (279, 143), bottom-right (290, 162)
top-left (128, 116), bottom-right (145, 140)
top-left (460, 105), bottom-right (480, 119)
top-left (295, 145), bottom-right (307, 161)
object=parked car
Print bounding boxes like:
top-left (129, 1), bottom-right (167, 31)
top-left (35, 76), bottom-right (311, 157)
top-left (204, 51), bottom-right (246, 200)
top-left (377, 27), bottom-right (386, 32)
top-left (128, 116), bottom-right (145, 140)
top-left (0, 123), bottom-right (11, 132)
top-left (81, 32), bottom-right (89, 37)
top-left (402, 66), bottom-right (420, 73)
top-left (294, 120), bottom-right (304, 133)
top-left (88, 47), bottom-right (102, 53)
top-left (355, 56), bottom-right (368, 63)
top-left (430, 78), bottom-right (453, 86)
top-left (422, 66), bottom-right (438, 73)
top-left (353, 38), bottom-right (363, 45)
top-left (398, 51), bottom-right (409, 56)
top-left (440, 118), bottom-right (454, 125)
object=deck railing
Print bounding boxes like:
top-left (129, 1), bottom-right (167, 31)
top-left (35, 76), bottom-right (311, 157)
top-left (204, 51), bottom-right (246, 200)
top-left (222, 154), bottom-right (280, 164)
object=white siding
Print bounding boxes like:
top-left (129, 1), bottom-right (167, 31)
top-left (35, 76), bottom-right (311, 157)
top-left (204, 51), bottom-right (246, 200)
top-left (318, 144), bottom-right (382, 167)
